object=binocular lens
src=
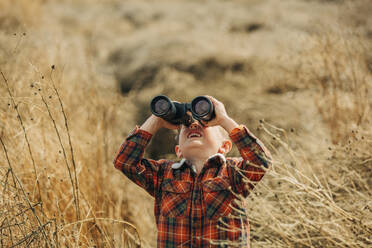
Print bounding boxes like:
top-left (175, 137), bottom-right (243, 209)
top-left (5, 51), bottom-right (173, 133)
top-left (154, 99), bottom-right (170, 115)
top-left (194, 100), bottom-right (210, 116)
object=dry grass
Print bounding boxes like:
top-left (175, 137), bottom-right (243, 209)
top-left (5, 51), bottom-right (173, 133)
top-left (0, 0), bottom-right (371, 247)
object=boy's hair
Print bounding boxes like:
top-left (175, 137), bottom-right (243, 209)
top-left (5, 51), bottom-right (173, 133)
top-left (174, 125), bottom-right (230, 144)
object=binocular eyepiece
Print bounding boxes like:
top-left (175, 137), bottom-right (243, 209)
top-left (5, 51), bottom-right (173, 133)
top-left (150, 95), bottom-right (215, 126)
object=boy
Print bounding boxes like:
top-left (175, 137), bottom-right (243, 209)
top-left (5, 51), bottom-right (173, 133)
top-left (113, 96), bottom-right (272, 247)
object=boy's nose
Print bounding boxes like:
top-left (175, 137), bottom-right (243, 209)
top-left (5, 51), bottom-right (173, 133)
top-left (189, 121), bottom-right (200, 129)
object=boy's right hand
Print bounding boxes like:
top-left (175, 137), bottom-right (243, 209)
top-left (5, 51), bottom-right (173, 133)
top-left (140, 115), bottom-right (179, 135)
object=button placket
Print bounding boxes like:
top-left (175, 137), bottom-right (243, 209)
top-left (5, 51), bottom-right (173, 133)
top-left (191, 172), bottom-right (203, 247)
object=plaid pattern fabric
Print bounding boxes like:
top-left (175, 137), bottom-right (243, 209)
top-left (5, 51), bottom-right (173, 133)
top-left (114, 125), bottom-right (272, 247)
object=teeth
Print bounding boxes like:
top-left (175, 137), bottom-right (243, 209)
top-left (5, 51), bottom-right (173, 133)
top-left (188, 133), bottom-right (201, 138)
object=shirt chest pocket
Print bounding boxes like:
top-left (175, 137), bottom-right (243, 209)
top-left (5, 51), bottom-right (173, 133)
top-left (160, 179), bottom-right (191, 218)
top-left (203, 177), bottom-right (233, 219)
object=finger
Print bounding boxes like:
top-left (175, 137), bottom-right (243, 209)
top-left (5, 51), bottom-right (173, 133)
top-left (205, 95), bottom-right (220, 105)
top-left (204, 95), bottom-right (215, 102)
top-left (200, 120), bottom-right (209, 127)
top-left (206, 95), bottom-right (217, 101)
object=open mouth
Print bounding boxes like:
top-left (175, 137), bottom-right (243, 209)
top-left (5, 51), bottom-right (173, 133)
top-left (187, 131), bottom-right (202, 139)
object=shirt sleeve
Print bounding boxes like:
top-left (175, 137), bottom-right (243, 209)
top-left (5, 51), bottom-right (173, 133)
top-left (227, 125), bottom-right (272, 197)
top-left (113, 126), bottom-right (165, 197)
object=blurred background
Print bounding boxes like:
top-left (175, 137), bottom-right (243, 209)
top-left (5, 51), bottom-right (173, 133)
top-left (0, 0), bottom-right (371, 247)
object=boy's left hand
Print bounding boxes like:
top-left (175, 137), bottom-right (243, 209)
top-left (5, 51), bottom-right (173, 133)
top-left (200, 96), bottom-right (239, 133)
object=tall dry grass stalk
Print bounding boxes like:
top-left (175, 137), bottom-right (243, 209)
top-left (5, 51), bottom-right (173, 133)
top-left (0, 135), bottom-right (53, 247)
top-left (1, 66), bottom-right (142, 247)
top-left (1, 24), bottom-right (143, 248)
top-left (1, 71), bottom-right (42, 206)
top-left (244, 120), bottom-right (372, 248)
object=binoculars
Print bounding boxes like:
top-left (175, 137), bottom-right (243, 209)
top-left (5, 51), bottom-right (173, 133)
top-left (150, 95), bottom-right (215, 126)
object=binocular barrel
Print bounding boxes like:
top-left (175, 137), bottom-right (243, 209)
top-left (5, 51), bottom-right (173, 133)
top-left (150, 95), bottom-right (215, 126)
top-left (150, 95), bottom-right (192, 126)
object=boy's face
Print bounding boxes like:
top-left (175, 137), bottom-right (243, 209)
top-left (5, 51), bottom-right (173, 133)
top-left (175, 121), bottom-right (231, 161)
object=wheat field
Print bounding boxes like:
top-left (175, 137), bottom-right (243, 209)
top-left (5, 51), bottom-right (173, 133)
top-left (0, 0), bottom-right (371, 247)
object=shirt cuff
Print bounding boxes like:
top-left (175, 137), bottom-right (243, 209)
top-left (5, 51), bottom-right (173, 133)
top-left (229, 125), bottom-right (257, 150)
top-left (126, 126), bottom-right (153, 146)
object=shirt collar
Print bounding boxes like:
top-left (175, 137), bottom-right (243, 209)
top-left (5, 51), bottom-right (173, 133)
top-left (171, 153), bottom-right (226, 171)
top-left (171, 158), bottom-right (197, 173)
top-left (205, 153), bottom-right (226, 169)
top-left (171, 158), bottom-right (187, 169)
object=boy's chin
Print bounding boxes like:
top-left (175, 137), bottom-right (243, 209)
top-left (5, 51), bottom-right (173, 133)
top-left (182, 141), bottom-right (215, 156)
top-left (184, 139), bottom-right (204, 147)
top-left (182, 141), bottom-right (205, 151)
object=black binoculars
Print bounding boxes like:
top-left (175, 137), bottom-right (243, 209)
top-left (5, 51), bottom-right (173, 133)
top-left (150, 95), bottom-right (215, 126)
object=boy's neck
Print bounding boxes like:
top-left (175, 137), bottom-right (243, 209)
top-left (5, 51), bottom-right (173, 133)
top-left (185, 152), bottom-right (225, 174)
top-left (187, 156), bottom-right (209, 174)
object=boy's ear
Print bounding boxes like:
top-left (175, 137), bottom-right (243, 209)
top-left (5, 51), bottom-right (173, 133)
top-left (175, 145), bottom-right (182, 158)
top-left (218, 140), bottom-right (232, 155)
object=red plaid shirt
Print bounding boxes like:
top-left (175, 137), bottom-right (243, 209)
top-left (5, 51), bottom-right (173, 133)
top-left (113, 125), bottom-right (272, 247)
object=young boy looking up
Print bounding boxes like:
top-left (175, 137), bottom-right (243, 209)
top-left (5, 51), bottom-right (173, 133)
top-left (113, 96), bottom-right (272, 248)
